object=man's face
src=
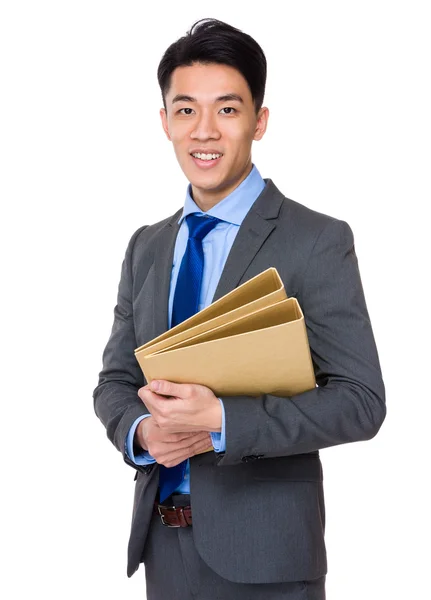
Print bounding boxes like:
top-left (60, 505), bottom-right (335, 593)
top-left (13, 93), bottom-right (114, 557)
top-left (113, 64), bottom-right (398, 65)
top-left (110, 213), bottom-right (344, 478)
top-left (160, 62), bottom-right (269, 208)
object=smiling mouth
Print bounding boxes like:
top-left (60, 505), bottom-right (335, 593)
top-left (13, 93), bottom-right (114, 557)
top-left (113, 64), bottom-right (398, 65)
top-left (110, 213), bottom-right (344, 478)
top-left (190, 152), bottom-right (223, 162)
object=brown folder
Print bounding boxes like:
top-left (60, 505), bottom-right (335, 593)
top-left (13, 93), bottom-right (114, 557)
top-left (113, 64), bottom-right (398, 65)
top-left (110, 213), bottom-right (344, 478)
top-left (134, 268), bottom-right (316, 397)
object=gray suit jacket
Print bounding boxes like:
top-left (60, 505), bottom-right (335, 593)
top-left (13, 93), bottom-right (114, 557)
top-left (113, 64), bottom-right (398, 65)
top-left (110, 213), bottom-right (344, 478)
top-left (93, 179), bottom-right (386, 582)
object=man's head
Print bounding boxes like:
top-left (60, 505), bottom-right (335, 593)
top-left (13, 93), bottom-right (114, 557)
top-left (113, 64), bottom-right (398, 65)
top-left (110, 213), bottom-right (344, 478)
top-left (158, 19), bottom-right (269, 209)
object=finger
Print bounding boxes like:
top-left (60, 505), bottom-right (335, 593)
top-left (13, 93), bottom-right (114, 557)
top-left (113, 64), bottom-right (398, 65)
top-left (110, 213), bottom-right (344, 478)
top-left (182, 433), bottom-right (211, 449)
top-left (158, 431), bottom-right (206, 444)
top-left (186, 436), bottom-right (213, 458)
top-left (152, 420), bottom-right (200, 434)
top-left (157, 446), bottom-right (193, 468)
top-left (150, 380), bottom-right (191, 398)
top-left (155, 434), bottom-right (211, 465)
top-left (183, 432), bottom-right (211, 451)
top-left (138, 386), bottom-right (152, 402)
top-left (160, 439), bottom-right (212, 468)
top-left (159, 431), bottom-right (209, 447)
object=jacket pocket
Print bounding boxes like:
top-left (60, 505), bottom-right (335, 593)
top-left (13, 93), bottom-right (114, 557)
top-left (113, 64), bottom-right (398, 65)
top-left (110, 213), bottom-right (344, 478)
top-left (251, 453), bottom-right (322, 482)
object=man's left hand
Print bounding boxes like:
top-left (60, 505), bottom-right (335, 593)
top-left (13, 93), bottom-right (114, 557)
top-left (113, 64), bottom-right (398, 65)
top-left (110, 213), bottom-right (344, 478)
top-left (138, 381), bottom-right (222, 433)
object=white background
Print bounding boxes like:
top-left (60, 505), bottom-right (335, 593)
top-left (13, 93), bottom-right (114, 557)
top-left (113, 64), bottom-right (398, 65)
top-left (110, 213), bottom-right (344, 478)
top-left (1, 1), bottom-right (430, 598)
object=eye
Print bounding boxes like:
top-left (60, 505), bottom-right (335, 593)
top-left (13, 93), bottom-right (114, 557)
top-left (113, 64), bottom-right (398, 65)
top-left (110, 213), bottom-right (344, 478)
top-left (178, 108), bottom-right (194, 115)
top-left (219, 107), bottom-right (236, 115)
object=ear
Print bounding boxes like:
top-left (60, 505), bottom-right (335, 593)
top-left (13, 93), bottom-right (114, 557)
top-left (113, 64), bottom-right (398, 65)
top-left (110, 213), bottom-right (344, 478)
top-left (160, 108), bottom-right (172, 141)
top-left (253, 106), bottom-right (269, 141)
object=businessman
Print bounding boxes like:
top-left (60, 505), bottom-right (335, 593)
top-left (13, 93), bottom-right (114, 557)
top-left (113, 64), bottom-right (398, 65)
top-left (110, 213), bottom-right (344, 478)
top-left (93, 18), bottom-right (386, 600)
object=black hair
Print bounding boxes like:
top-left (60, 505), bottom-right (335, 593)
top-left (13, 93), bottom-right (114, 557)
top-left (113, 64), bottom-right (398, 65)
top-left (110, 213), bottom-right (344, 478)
top-left (157, 18), bottom-right (267, 113)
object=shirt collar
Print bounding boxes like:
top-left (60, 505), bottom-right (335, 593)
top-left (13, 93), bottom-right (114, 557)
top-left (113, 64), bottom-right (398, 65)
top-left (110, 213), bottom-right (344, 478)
top-left (178, 164), bottom-right (265, 227)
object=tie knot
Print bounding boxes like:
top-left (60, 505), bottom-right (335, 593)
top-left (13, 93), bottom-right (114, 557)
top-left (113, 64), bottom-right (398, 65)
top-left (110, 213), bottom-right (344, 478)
top-left (186, 213), bottom-right (221, 241)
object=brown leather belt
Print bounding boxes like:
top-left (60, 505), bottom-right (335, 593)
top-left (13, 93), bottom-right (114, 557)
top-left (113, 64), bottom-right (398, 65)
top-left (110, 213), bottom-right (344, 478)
top-left (154, 502), bottom-right (192, 527)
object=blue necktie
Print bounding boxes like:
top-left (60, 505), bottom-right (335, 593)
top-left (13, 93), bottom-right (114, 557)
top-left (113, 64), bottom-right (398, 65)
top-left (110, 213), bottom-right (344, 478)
top-left (158, 213), bottom-right (221, 503)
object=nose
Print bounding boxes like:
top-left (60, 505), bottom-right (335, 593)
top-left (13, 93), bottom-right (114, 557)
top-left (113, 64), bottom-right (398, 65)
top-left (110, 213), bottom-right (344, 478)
top-left (190, 110), bottom-right (221, 141)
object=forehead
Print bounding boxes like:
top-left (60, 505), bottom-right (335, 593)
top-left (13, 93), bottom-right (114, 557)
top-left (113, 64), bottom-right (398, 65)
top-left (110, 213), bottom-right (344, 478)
top-left (166, 63), bottom-right (252, 103)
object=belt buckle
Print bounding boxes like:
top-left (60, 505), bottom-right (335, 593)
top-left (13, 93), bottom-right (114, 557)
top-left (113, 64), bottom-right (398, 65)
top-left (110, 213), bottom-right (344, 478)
top-left (157, 505), bottom-right (182, 527)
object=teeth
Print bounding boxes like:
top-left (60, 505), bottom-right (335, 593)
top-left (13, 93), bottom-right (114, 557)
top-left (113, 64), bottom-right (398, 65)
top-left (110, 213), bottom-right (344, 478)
top-left (192, 153), bottom-right (222, 161)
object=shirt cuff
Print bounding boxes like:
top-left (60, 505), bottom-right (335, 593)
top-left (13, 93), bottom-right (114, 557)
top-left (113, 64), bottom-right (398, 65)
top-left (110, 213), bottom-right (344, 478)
top-left (210, 398), bottom-right (226, 453)
top-left (125, 414), bottom-right (156, 465)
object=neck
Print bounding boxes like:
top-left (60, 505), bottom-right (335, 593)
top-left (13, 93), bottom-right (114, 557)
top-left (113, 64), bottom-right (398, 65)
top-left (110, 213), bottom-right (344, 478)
top-left (191, 162), bottom-right (253, 212)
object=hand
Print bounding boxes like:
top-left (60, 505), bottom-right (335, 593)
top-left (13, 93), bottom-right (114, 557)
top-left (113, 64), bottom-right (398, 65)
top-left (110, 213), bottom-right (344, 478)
top-left (135, 416), bottom-right (212, 468)
top-left (138, 380), bottom-right (222, 433)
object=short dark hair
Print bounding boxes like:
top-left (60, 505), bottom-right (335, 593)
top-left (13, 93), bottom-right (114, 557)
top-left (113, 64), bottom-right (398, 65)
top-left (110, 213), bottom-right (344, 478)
top-left (157, 18), bottom-right (267, 113)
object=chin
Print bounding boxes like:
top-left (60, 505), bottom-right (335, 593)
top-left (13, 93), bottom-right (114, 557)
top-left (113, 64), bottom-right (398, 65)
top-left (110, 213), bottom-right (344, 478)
top-left (188, 174), bottom-right (226, 192)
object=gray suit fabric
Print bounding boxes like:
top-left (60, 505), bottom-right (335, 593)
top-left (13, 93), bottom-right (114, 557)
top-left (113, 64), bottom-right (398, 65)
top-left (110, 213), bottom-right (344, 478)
top-left (143, 494), bottom-right (326, 599)
top-left (93, 179), bottom-right (386, 584)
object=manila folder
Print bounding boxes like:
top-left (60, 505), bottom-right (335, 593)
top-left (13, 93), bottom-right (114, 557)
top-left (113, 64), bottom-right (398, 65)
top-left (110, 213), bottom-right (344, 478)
top-left (134, 268), bottom-right (316, 397)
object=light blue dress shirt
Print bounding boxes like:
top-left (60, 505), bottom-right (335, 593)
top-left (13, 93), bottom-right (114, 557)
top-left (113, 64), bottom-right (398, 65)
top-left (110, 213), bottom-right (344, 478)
top-left (126, 164), bottom-right (266, 494)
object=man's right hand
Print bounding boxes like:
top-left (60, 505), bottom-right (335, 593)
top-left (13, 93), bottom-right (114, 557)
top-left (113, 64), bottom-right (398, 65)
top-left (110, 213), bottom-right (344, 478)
top-left (135, 416), bottom-right (213, 468)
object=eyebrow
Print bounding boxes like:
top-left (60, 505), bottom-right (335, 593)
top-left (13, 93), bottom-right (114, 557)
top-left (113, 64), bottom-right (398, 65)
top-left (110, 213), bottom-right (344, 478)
top-left (171, 93), bottom-right (244, 104)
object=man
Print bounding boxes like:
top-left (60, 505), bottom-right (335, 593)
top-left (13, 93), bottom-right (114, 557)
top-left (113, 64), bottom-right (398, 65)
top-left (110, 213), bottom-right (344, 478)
top-left (93, 18), bottom-right (386, 600)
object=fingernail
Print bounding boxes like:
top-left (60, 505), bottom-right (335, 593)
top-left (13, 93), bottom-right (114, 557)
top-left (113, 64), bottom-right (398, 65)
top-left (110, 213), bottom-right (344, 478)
top-left (151, 381), bottom-right (160, 392)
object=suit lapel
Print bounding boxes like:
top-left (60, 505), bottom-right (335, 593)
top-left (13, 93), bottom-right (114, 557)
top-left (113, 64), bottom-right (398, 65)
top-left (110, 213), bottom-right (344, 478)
top-left (151, 179), bottom-right (284, 337)
top-left (212, 179), bottom-right (284, 301)
top-left (152, 209), bottom-right (182, 339)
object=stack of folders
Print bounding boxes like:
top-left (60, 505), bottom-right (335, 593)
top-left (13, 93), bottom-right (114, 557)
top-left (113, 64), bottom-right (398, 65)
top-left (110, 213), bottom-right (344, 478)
top-left (134, 268), bottom-right (316, 399)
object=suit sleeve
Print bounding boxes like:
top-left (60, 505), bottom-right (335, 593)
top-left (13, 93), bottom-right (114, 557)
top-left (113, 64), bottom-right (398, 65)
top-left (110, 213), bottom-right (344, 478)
top-left (217, 219), bottom-right (386, 466)
top-left (93, 225), bottom-right (151, 471)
